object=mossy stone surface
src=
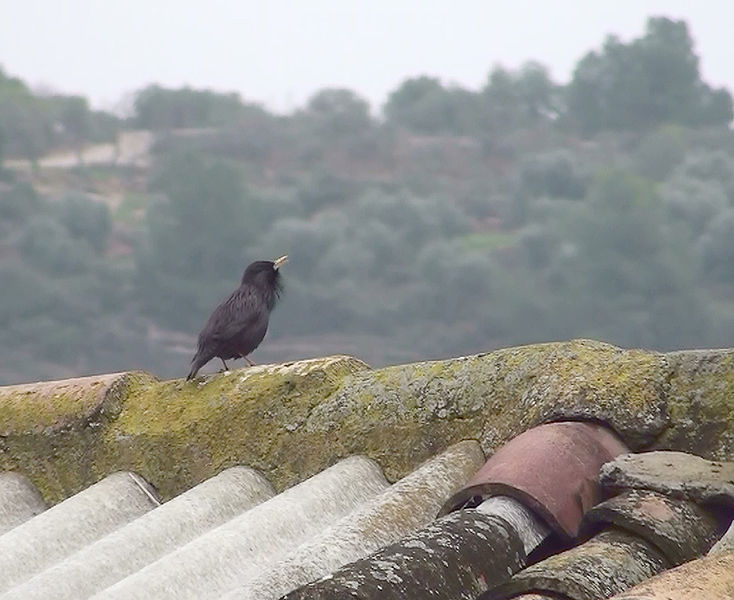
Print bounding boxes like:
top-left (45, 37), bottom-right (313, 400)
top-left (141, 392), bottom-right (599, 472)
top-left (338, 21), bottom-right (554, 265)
top-left (97, 355), bottom-right (370, 501)
top-left (1, 340), bottom-right (734, 505)
top-left (0, 372), bottom-right (149, 435)
top-left (306, 339), bottom-right (667, 484)
top-left (656, 349), bottom-right (734, 460)
top-left (0, 371), bottom-right (155, 503)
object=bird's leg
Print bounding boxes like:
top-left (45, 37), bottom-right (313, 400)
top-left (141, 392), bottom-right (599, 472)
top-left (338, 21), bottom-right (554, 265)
top-left (219, 358), bottom-right (230, 372)
top-left (244, 355), bottom-right (256, 367)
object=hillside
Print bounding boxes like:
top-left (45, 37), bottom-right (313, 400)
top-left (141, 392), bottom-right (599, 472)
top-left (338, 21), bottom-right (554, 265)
top-left (2, 16), bottom-right (734, 385)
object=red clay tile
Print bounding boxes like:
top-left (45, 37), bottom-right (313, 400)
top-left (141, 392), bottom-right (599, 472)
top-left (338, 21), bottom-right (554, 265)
top-left (440, 422), bottom-right (628, 537)
top-left (606, 549), bottom-right (734, 600)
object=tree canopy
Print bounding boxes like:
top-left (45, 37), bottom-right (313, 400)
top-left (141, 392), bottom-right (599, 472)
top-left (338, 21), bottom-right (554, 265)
top-left (565, 17), bottom-right (733, 133)
top-left (2, 15), bottom-right (734, 384)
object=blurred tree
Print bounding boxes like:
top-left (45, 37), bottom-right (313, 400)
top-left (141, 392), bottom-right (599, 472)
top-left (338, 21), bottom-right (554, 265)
top-left (133, 85), bottom-right (245, 130)
top-left (632, 125), bottom-right (686, 181)
top-left (53, 95), bottom-right (92, 163)
top-left (481, 62), bottom-right (559, 132)
top-left (518, 150), bottom-right (586, 199)
top-left (0, 97), bottom-right (48, 166)
top-left (699, 208), bottom-right (734, 286)
top-left (56, 194), bottom-right (112, 252)
top-left (549, 170), bottom-right (708, 347)
top-left (384, 76), bottom-right (480, 135)
top-left (135, 152), bottom-right (251, 329)
top-left (0, 68), bottom-right (50, 164)
top-left (297, 171), bottom-right (359, 214)
top-left (19, 215), bottom-right (97, 276)
top-left (660, 174), bottom-right (728, 239)
top-left (302, 88), bottom-right (373, 137)
top-left (89, 110), bottom-right (122, 144)
top-left (0, 67), bottom-right (121, 163)
top-left (0, 264), bottom-right (56, 331)
top-left (679, 150), bottom-right (734, 201)
top-left (0, 182), bottom-right (45, 225)
top-left (565, 17), bottom-right (733, 134)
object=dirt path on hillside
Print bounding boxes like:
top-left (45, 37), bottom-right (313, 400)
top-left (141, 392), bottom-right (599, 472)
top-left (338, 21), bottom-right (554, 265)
top-left (4, 131), bottom-right (154, 171)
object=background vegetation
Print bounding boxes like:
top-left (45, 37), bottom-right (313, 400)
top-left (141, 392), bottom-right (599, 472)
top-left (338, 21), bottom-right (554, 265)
top-left (2, 17), bottom-right (734, 383)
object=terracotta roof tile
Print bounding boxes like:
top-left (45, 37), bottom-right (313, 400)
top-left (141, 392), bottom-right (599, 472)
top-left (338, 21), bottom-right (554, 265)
top-left (607, 549), bottom-right (734, 600)
top-left (581, 489), bottom-right (721, 565)
top-left (440, 421), bottom-right (628, 537)
top-left (487, 527), bottom-right (668, 600)
top-left (284, 509), bottom-right (526, 600)
top-left (600, 451), bottom-right (734, 506)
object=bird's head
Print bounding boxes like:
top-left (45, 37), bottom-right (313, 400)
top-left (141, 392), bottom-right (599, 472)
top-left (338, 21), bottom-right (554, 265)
top-left (241, 255), bottom-right (288, 296)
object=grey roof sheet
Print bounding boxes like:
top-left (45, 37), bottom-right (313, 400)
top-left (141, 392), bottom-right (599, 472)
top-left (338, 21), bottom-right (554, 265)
top-left (0, 472), bottom-right (159, 593)
top-left (93, 456), bottom-right (388, 600)
top-left (0, 472), bottom-right (45, 535)
top-left (1, 442), bottom-right (732, 600)
top-left (223, 440), bottom-right (484, 600)
top-left (2, 467), bottom-right (274, 600)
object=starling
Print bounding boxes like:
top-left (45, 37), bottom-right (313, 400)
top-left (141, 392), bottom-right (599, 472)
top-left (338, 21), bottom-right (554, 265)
top-left (187, 255), bottom-right (288, 380)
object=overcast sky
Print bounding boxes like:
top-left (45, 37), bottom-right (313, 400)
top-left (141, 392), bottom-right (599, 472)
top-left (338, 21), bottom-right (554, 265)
top-left (2, 1), bottom-right (733, 114)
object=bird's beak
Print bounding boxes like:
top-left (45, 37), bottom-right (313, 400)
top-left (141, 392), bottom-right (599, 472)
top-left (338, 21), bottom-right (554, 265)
top-left (273, 255), bottom-right (288, 270)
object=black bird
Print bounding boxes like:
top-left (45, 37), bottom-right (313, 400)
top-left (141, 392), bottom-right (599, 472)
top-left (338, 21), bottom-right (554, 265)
top-left (187, 255), bottom-right (288, 380)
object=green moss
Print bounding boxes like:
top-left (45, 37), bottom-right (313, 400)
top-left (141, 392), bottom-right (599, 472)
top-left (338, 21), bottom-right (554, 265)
top-left (0, 371), bottom-right (157, 503)
top-left (97, 356), bottom-right (370, 499)
top-left (2, 340), bottom-right (734, 505)
top-left (656, 350), bottom-right (734, 459)
top-left (0, 370), bottom-right (157, 435)
top-left (0, 374), bottom-right (112, 435)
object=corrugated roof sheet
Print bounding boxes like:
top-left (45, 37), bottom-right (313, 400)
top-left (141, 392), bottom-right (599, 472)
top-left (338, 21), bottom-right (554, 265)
top-left (0, 472), bottom-right (160, 593)
top-left (0, 472), bottom-right (45, 535)
top-left (94, 456), bottom-right (389, 600)
top-left (2, 467), bottom-right (274, 600)
top-left (223, 440), bottom-right (484, 600)
top-left (1, 439), bottom-right (732, 600)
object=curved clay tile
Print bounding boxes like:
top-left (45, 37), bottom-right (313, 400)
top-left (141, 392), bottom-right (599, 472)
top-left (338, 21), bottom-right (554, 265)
top-left (488, 527), bottom-right (668, 600)
top-left (284, 509), bottom-right (526, 600)
top-left (582, 489), bottom-right (721, 565)
top-left (600, 451), bottom-right (734, 507)
top-left (439, 421), bottom-right (629, 537)
top-left (606, 549), bottom-right (734, 600)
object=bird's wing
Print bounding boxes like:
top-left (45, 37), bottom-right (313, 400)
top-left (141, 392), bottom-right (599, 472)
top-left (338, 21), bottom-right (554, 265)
top-left (203, 286), bottom-right (266, 343)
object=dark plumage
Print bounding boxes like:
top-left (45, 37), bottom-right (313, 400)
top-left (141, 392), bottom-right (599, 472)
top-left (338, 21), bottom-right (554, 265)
top-left (187, 256), bottom-right (287, 380)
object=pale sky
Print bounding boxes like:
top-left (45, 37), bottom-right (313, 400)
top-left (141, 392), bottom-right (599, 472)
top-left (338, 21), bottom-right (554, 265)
top-left (1, 1), bottom-right (733, 114)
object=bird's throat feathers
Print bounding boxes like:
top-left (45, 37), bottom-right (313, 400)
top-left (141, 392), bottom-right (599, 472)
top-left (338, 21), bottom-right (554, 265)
top-left (271, 275), bottom-right (284, 306)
